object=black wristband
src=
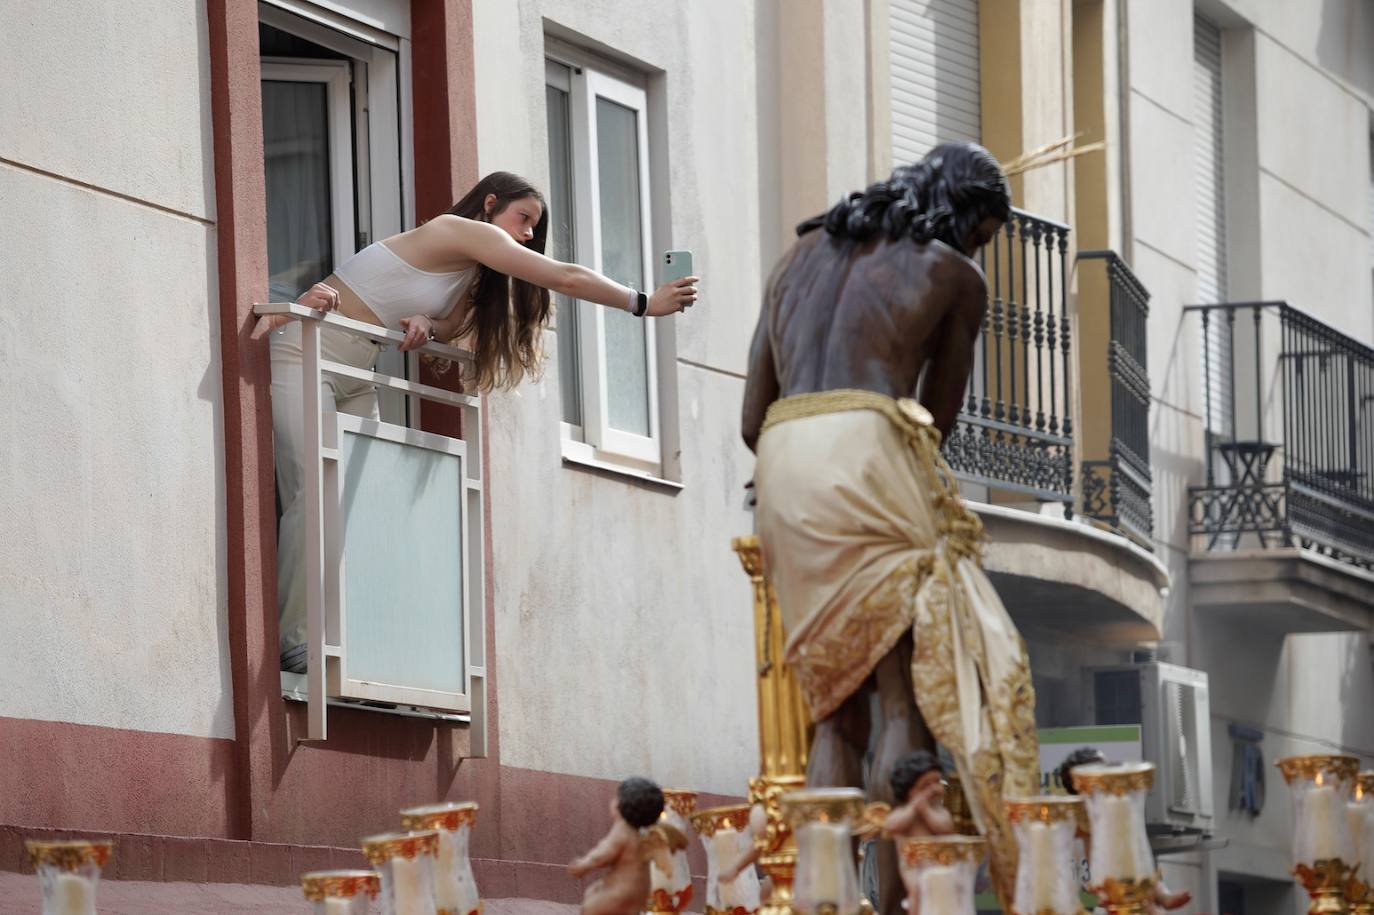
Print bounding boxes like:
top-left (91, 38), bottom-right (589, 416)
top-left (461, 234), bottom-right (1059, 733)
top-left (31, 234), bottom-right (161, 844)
top-left (634, 291), bottom-right (648, 317)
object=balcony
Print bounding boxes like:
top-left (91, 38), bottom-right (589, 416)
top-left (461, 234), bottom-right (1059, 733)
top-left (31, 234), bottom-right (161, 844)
top-left (948, 213), bottom-right (1167, 639)
top-left (256, 303), bottom-right (488, 745)
top-left (1187, 302), bottom-right (1374, 633)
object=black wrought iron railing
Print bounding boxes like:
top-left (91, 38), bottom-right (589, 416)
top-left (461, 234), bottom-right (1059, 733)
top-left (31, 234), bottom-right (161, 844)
top-left (1078, 251), bottom-right (1153, 547)
top-left (1187, 302), bottom-right (1374, 569)
top-left (946, 208), bottom-right (1074, 513)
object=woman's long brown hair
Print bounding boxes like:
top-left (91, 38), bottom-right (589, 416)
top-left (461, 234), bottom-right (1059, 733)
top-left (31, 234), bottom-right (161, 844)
top-left (444, 172), bottom-right (551, 391)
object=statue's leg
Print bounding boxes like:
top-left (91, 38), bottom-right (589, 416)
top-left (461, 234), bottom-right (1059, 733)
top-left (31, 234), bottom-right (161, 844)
top-left (870, 632), bottom-right (935, 915)
top-left (805, 677), bottom-right (871, 789)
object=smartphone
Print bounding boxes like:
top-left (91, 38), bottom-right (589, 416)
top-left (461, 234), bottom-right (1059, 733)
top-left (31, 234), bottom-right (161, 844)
top-left (663, 250), bottom-right (695, 307)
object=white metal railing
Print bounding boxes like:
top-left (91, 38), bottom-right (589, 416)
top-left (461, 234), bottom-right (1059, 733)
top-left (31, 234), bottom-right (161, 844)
top-left (256, 303), bottom-right (486, 750)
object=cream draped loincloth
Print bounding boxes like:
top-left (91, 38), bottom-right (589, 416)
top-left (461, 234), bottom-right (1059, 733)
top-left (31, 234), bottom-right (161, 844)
top-left (754, 389), bottom-right (1039, 912)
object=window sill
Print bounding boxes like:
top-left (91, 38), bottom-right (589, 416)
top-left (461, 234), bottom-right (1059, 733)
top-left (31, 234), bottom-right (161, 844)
top-left (280, 671), bottom-right (470, 724)
top-left (560, 439), bottom-right (683, 491)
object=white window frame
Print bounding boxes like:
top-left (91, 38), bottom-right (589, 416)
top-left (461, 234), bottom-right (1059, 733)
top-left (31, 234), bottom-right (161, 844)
top-left (260, 3), bottom-right (413, 425)
top-left (260, 59), bottom-right (356, 274)
top-left (547, 51), bottom-right (664, 474)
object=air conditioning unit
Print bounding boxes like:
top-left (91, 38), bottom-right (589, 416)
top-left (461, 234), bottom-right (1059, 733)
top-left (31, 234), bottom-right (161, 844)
top-left (1084, 662), bottom-right (1214, 836)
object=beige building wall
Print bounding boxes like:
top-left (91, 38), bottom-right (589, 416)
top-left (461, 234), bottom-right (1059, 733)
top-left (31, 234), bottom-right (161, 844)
top-left (0, 1), bottom-right (233, 741)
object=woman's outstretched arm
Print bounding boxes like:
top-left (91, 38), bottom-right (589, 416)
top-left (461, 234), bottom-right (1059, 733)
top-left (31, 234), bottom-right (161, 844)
top-left (432, 215), bottom-right (697, 316)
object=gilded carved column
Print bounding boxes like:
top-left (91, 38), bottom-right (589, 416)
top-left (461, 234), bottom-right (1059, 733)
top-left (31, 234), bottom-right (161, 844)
top-left (733, 536), bottom-right (813, 915)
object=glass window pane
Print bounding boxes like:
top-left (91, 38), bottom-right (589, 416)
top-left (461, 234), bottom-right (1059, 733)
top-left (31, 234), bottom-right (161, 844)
top-left (595, 96), bottom-right (650, 437)
top-left (262, 80), bottom-right (333, 302)
top-left (341, 431), bottom-right (465, 695)
top-left (546, 81), bottom-right (582, 427)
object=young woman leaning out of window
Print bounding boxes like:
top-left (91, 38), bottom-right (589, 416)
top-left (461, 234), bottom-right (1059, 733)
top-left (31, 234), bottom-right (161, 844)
top-left (257, 170), bottom-right (699, 673)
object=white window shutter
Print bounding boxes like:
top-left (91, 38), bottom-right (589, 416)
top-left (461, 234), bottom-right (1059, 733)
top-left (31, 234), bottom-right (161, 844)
top-left (889, 0), bottom-right (982, 168)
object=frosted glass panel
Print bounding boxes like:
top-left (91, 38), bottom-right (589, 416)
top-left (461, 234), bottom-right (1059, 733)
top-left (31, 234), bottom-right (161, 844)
top-left (341, 430), bottom-right (464, 695)
top-left (546, 80), bottom-right (582, 426)
top-left (595, 96), bottom-right (650, 436)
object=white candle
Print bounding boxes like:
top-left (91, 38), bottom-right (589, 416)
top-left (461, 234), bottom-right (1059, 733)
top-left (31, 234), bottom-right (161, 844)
top-left (806, 823), bottom-right (847, 905)
top-left (390, 855), bottom-right (427, 915)
top-left (52, 873), bottom-right (95, 915)
top-left (1099, 795), bottom-right (1140, 879)
top-left (1027, 821), bottom-right (1056, 912)
top-left (917, 864), bottom-right (962, 915)
top-left (1308, 785), bottom-right (1340, 861)
top-left (323, 898), bottom-right (352, 915)
top-left (434, 831), bottom-right (464, 911)
top-left (1361, 807), bottom-right (1374, 881)
top-left (1347, 802), bottom-right (1367, 868)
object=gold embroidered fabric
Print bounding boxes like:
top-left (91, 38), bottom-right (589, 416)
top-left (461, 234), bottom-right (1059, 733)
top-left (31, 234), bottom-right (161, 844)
top-left (754, 389), bottom-right (1039, 912)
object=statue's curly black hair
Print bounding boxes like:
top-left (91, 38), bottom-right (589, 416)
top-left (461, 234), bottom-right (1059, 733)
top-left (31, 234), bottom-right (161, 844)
top-left (617, 777), bottom-right (665, 829)
top-left (797, 142), bottom-right (1011, 255)
top-left (890, 750), bottom-right (944, 805)
top-left (1057, 746), bottom-right (1108, 795)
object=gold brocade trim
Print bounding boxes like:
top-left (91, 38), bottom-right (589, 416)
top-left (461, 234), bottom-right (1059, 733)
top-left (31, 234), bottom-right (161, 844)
top-left (691, 804), bottom-right (753, 838)
top-left (1070, 763), bottom-right (1154, 796)
top-left (897, 836), bottom-right (986, 867)
top-left (763, 389), bottom-right (1037, 913)
top-left (25, 840), bottom-right (113, 871)
top-left (1278, 756), bottom-right (1361, 785)
top-left (791, 553), bottom-right (933, 721)
top-left (360, 831), bottom-right (439, 865)
top-left (1004, 796), bottom-right (1084, 824)
top-left (662, 789), bottom-right (698, 819)
top-left (400, 801), bottom-right (479, 832)
top-left (301, 870), bottom-right (381, 902)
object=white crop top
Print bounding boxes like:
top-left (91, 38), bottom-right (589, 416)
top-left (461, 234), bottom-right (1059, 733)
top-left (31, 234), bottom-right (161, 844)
top-left (333, 241), bottom-right (479, 330)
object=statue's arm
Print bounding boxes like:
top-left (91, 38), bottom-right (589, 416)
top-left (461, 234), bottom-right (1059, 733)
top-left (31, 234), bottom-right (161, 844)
top-left (918, 267), bottom-right (986, 441)
top-left (741, 307), bottom-right (779, 453)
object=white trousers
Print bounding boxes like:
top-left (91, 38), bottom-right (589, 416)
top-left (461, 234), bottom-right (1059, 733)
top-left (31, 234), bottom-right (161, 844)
top-left (270, 321), bottom-right (381, 657)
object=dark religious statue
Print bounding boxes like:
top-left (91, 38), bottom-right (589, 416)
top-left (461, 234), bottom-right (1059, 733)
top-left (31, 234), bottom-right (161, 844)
top-left (741, 143), bottom-right (1040, 914)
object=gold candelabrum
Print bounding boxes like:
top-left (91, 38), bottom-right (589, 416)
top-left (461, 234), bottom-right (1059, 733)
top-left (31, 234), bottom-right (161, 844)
top-left (735, 535), bottom-right (814, 915)
top-left (1277, 755), bottom-right (1363, 915)
top-left (1069, 763), bottom-right (1158, 915)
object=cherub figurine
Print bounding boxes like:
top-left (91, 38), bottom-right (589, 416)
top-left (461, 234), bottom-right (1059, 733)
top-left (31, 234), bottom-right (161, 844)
top-left (569, 777), bottom-right (687, 915)
top-left (883, 751), bottom-right (955, 839)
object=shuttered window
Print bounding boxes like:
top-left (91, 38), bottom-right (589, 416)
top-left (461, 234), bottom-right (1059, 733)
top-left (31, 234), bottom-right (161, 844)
top-left (1194, 14), bottom-right (1231, 437)
top-left (889, 0), bottom-right (981, 168)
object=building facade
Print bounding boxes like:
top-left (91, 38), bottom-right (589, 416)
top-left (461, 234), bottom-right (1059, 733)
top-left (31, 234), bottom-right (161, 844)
top-left (1, 0), bottom-right (1372, 911)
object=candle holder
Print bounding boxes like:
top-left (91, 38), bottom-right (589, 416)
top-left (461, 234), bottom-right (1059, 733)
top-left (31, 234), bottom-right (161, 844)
top-left (1278, 755), bottom-right (1362, 915)
top-left (693, 803), bottom-right (764, 915)
top-left (1069, 763), bottom-right (1157, 915)
top-left (644, 789), bottom-right (699, 914)
top-left (361, 830), bottom-right (441, 915)
top-left (1005, 797), bottom-right (1086, 915)
top-left (1347, 773), bottom-right (1374, 915)
top-left (896, 835), bottom-right (985, 915)
top-left (301, 870), bottom-right (381, 914)
top-left (750, 774), bottom-right (808, 915)
top-left (25, 840), bottom-right (113, 915)
top-left (945, 774), bottom-right (979, 837)
top-left (780, 787), bottom-right (866, 915)
top-left (401, 802), bottom-right (481, 915)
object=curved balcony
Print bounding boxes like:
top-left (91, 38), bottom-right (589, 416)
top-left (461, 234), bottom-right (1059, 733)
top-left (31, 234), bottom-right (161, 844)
top-left (947, 220), bottom-right (1165, 636)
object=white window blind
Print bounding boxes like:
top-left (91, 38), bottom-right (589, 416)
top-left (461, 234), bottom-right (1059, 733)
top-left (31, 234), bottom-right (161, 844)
top-left (889, 0), bottom-right (981, 168)
top-left (1194, 14), bottom-right (1231, 438)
